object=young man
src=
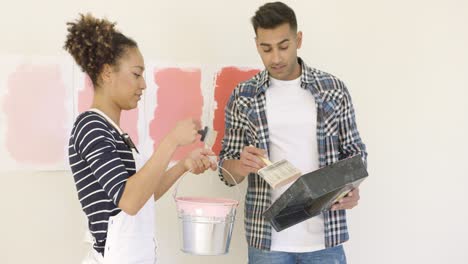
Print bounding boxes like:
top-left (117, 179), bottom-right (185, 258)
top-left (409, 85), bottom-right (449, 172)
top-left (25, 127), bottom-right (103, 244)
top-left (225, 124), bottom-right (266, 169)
top-left (218, 2), bottom-right (367, 263)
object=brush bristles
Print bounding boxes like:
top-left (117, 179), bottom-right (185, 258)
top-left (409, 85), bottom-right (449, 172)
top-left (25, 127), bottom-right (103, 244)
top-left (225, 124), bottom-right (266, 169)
top-left (203, 129), bottom-right (218, 149)
top-left (258, 159), bottom-right (302, 189)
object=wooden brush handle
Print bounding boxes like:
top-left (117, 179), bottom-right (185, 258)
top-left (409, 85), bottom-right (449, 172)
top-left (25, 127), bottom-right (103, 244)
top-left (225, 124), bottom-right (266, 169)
top-left (259, 156), bottom-right (273, 166)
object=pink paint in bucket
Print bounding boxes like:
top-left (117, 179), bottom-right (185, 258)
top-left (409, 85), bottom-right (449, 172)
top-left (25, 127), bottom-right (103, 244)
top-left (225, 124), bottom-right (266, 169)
top-left (175, 197), bottom-right (238, 218)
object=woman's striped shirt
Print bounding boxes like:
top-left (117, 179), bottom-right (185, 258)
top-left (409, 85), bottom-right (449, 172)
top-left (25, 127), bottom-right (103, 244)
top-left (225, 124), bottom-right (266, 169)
top-left (68, 111), bottom-right (135, 255)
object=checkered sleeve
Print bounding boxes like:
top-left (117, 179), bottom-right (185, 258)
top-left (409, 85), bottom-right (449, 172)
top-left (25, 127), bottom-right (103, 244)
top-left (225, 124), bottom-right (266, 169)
top-left (218, 86), bottom-right (248, 186)
top-left (338, 82), bottom-right (368, 166)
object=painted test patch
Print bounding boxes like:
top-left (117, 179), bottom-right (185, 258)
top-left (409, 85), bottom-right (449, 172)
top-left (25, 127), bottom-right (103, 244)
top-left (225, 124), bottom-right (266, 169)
top-left (149, 68), bottom-right (204, 161)
top-left (2, 64), bottom-right (68, 165)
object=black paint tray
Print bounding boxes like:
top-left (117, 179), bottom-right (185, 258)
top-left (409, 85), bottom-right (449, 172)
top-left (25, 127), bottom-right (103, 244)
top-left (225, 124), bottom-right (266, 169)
top-left (262, 155), bottom-right (368, 232)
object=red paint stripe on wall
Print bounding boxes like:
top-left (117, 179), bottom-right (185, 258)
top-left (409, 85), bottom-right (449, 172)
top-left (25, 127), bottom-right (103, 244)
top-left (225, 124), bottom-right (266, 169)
top-left (213, 67), bottom-right (260, 155)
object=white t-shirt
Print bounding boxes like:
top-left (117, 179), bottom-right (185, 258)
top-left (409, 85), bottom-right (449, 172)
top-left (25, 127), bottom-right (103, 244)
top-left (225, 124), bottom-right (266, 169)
top-left (265, 76), bottom-right (325, 252)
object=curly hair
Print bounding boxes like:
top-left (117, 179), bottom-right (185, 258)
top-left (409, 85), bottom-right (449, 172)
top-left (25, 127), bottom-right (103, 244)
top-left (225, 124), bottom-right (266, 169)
top-left (64, 13), bottom-right (137, 85)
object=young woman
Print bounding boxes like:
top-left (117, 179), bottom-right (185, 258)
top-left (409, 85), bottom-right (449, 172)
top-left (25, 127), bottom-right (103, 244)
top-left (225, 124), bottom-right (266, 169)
top-left (64, 14), bottom-right (216, 263)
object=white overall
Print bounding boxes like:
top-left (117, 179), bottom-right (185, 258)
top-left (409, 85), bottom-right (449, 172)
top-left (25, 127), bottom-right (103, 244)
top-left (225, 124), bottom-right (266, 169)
top-left (82, 109), bottom-right (157, 264)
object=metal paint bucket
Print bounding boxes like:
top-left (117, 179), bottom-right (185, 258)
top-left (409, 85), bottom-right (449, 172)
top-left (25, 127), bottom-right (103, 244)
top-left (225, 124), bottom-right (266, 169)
top-left (173, 168), bottom-right (241, 255)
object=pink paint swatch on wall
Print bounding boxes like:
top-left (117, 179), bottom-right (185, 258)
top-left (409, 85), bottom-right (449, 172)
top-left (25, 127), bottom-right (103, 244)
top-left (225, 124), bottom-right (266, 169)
top-left (78, 76), bottom-right (139, 145)
top-left (150, 68), bottom-right (204, 161)
top-left (2, 64), bottom-right (68, 165)
top-left (213, 67), bottom-right (260, 155)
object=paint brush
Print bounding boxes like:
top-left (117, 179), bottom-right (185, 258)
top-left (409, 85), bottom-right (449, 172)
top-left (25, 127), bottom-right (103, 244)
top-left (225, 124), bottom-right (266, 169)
top-left (197, 126), bottom-right (218, 149)
top-left (257, 156), bottom-right (302, 189)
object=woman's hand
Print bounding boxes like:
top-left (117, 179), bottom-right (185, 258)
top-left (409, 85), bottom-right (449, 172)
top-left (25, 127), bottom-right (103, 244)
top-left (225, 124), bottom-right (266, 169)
top-left (167, 119), bottom-right (198, 147)
top-left (183, 148), bottom-right (217, 174)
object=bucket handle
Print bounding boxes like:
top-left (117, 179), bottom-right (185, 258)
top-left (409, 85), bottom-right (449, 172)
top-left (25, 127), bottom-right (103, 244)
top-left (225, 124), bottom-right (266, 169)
top-left (173, 164), bottom-right (243, 203)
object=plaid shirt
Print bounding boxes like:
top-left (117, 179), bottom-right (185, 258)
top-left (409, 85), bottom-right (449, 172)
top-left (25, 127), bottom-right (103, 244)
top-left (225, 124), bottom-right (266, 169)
top-left (218, 58), bottom-right (367, 250)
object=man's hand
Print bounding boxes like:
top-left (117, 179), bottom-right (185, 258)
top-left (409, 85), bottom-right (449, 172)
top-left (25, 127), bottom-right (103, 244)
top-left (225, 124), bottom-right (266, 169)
top-left (331, 188), bottom-right (360, 210)
top-left (239, 145), bottom-right (267, 175)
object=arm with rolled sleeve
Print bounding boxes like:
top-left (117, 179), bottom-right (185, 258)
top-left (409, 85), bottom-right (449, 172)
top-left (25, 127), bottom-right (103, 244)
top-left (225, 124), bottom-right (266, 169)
top-left (218, 88), bottom-right (248, 186)
top-left (330, 83), bottom-right (368, 211)
top-left (338, 83), bottom-right (367, 166)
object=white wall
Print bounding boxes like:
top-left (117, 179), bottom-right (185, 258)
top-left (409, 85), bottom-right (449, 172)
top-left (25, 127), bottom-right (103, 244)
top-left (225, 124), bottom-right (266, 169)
top-left (0, 0), bottom-right (467, 263)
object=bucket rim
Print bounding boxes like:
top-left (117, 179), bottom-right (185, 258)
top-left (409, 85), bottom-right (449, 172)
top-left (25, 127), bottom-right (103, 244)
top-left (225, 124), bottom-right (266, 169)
top-left (175, 196), bottom-right (239, 206)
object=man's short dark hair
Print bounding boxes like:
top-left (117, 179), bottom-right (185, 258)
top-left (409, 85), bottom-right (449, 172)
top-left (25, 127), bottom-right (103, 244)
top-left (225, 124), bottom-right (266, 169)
top-left (251, 2), bottom-right (297, 35)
